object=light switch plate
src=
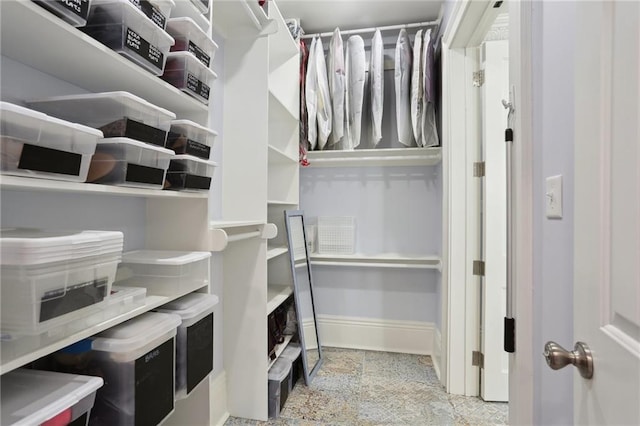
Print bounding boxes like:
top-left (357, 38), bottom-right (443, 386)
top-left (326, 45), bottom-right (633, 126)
top-left (545, 175), bottom-right (563, 219)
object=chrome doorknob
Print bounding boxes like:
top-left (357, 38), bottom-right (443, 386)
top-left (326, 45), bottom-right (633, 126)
top-left (543, 341), bottom-right (593, 379)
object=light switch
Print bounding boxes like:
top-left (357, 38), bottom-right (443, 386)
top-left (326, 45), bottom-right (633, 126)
top-left (545, 175), bottom-right (563, 219)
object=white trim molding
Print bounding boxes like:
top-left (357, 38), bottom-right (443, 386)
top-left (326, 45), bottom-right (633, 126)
top-left (210, 371), bottom-right (230, 426)
top-left (433, 327), bottom-right (443, 381)
top-left (317, 315), bottom-right (434, 355)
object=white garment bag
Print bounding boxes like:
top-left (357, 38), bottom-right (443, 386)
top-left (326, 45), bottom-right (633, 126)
top-left (344, 35), bottom-right (366, 150)
top-left (327, 28), bottom-right (345, 148)
top-left (314, 37), bottom-right (332, 150)
top-left (394, 29), bottom-right (414, 146)
top-left (410, 30), bottom-right (424, 144)
top-left (305, 37), bottom-right (318, 149)
top-left (422, 29), bottom-right (439, 147)
top-left (370, 29), bottom-right (384, 146)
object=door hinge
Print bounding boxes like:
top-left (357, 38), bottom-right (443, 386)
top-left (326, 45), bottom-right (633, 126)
top-left (472, 351), bottom-right (484, 368)
top-left (473, 260), bottom-right (485, 276)
top-left (473, 161), bottom-right (486, 177)
top-left (473, 70), bottom-right (485, 87)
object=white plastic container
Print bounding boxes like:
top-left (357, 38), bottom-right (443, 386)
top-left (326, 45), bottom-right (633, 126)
top-left (279, 343), bottom-right (302, 393)
top-left (55, 312), bottom-right (181, 426)
top-left (82, 0), bottom-right (175, 74)
top-left (171, 0), bottom-right (209, 31)
top-left (165, 154), bottom-right (216, 191)
top-left (0, 229), bottom-right (124, 336)
top-left (317, 216), bottom-right (356, 255)
top-left (87, 137), bottom-right (174, 189)
top-left (116, 250), bottom-right (211, 295)
top-left (1, 369), bottom-right (103, 426)
top-left (166, 119), bottom-right (217, 159)
top-left (28, 91), bottom-right (176, 147)
top-left (167, 17), bottom-right (218, 67)
top-left (35, 0), bottom-right (93, 26)
top-left (162, 51), bottom-right (218, 104)
top-left (116, 0), bottom-right (176, 29)
top-left (0, 102), bottom-right (101, 182)
top-left (268, 357), bottom-right (293, 419)
top-left (156, 293), bottom-right (219, 398)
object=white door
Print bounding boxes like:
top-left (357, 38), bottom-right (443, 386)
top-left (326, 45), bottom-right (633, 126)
top-left (572, 1), bottom-right (640, 423)
top-left (480, 39), bottom-right (509, 402)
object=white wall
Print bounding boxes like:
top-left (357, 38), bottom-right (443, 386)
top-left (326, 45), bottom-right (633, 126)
top-left (531, 2), bottom-right (575, 424)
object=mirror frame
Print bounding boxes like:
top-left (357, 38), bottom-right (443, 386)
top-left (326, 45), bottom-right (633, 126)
top-left (284, 209), bottom-right (323, 384)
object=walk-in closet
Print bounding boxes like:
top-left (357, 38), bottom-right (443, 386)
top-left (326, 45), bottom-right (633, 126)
top-left (0, 0), bottom-right (513, 425)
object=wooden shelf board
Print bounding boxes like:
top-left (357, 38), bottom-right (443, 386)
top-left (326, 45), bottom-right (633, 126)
top-left (267, 284), bottom-right (293, 315)
top-left (267, 246), bottom-right (289, 260)
top-left (268, 144), bottom-right (298, 164)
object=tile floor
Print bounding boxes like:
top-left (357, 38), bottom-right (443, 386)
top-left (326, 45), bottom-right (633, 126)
top-left (225, 347), bottom-right (508, 426)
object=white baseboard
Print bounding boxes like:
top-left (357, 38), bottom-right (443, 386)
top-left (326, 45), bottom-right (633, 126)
top-left (316, 315), bottom-right (434, 355)
top-left (433, 327), bottom-right (442, 381)
top-left (210, 371), bottom-right (229, 426)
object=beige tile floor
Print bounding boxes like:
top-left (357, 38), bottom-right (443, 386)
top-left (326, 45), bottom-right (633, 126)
top-left (225, 347), bottom-right (508, 426)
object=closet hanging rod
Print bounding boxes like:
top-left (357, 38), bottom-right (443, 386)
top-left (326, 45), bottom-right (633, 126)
top-left (300, 19), bottom-right (440, 40)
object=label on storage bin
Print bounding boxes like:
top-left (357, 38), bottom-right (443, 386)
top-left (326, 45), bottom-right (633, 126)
top-left (122, 118), bottom-right (167, 147)
top-left (166, 132), bottom-right (211, 158)
top-left (186, 73), bottom-right (210, 101)
top-left (39, 277), bottom-right (108, 323)
top-left (188, 41), bottom-right (211, 67)
top-left (125, 163), bottom-right (165, 186)
top-left (128, 0), bottom-right (167, 29)
top-left (18, 144), bottom-right (82, 177)
top-left (185, 174), bottom-right (212, 190)
top-left (53, 0), bottom-right (90, 19)
top-left (126, 28), bottom-right (164, 70)
top-left (186, 313), bottom-right (214, 393)
top-left (135, 339), bottom-right (175, 426)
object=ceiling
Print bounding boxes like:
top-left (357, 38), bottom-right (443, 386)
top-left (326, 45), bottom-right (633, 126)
top-left (276, 0), bottom-right (445, 35)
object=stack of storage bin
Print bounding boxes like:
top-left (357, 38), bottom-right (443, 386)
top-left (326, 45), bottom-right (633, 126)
top-left (28, 91), bottom-right (177, 189)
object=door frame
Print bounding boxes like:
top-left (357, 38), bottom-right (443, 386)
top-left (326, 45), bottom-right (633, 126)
top-left (440, 0), bottom-right (534, 422)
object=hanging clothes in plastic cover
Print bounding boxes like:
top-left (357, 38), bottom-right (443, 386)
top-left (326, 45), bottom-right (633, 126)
top-left (395, 29), bottom-right (414, 146)
top-left (422, 28), bottom-right (439, 147)
top-left (314, 37), bottom-right (332, 150)
top-left (410, 30), bottom-right (424, 144)
top-left (344, 35), bottom-right (366, 150)
top-left (370, 29), bottom-right (384, 146)
top-left (300, 39), bottom-right (310, 158)
top-left (305, 37), bottom-right (318, 150)
top-left (328, 28), bottom-right (345, 148)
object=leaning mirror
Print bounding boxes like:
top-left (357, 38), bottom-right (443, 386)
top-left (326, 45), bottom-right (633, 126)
top-left (284, 210), bottom-right (323, 384)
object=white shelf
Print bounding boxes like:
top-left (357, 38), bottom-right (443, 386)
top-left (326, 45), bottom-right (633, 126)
top-left (0, 283), bottom-right (209, 375)
top-left (310, 253), bottom-right (442, 270)
top-left (0, 1), bottom-right (208, 117)
top-left (268, 334), bottom-right (294, 370)
top-left (267, 199), bottom-right (298, 205)
top-left (267, 284), bottom-right (293, 314)
top-left (269, 85), bottom-right (298, 120)
top-left (0, 175), bottom-right (209, 199)
top-left (213, 0), bottom-right (276, 39)
top-left (267, 246), bottom-right (289, 260)
top-left (268, 144), bottom-right (298, 164)
top-left (306, 147), bottom-right (442, 167)
top-left (268, 1), bottom-right (298, 71)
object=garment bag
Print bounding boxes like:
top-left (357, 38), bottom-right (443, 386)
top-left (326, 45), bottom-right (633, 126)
top-left (327, 28), bottom-right (345, 148)
top-left (410, 30), bottom-right (424, 144)
top-left (314, 37), bottom-right (332, 150)
top-left (422, 29), bottom-right (439, 147)
top-left (370, 29), bottom-right (384, 146)
top-left (344, 35), bottom-right (365, 150)
top-left (305, 37), bottom-right (318, 150)
top-left (394, 29), bottom-right (414, 146)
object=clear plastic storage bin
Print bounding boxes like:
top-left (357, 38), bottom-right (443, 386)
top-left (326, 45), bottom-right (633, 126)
top-left (162, 52), bottom-right (217, 104)
top-left (0, 229), bottom-right (124, 336)
top-left (164, 154), bottom-right (216, 191)
top-left (170, 0), bottom-right (209, 30)
top-left (51, 312), bottom-right (181, 426)
top-left (167, 17), bottom-right (218, 67)
top-left (82, 0), bottom-right (175, 74)
top-left (268, 357), bottom-right (293, 419)
top-left (156, 293), bottom-right (219, 398)
top-left (279, 343), bottom-right (302, 392)
top-left (114, 0), bottom-right (176, 29)
top-left (166, 119), bottom-right (216, 159)
top-left (28, 91), bottom-right (176, 147)
top-left (0, 102), bottom-right (101, 182)
top-left (87, 138), bottom-right (174, 188)
top-left (1, 369), bottom-right (103, 426)
top-left (34, 0), bottom-right (93, 26)
top-left (116, 250), bottom-right (211, 296)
